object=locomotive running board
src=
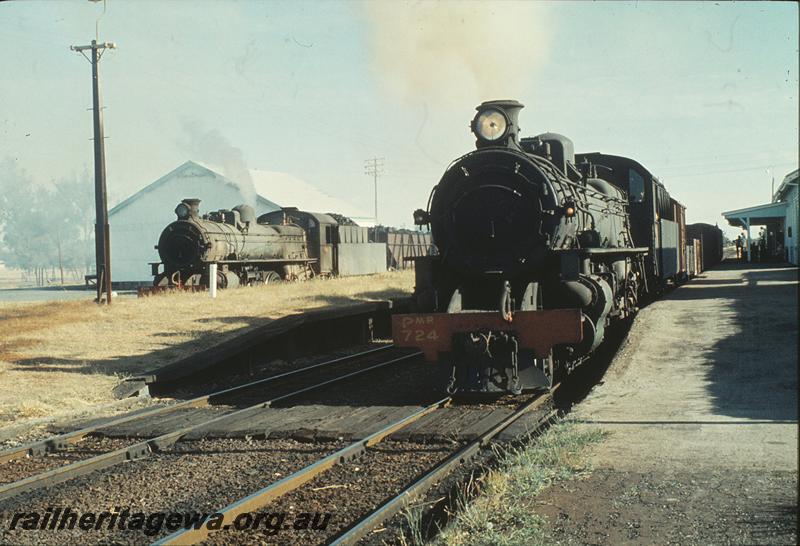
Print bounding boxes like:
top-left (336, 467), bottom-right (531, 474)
top-left (392, 309), bottom-right (584, 361)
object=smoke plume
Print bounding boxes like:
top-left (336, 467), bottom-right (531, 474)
top-left (362, 2), bottom-right (550, 105)
top-left (179, 120), bottom-right (258, 206)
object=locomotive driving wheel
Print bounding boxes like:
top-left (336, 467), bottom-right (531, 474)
top-left (262, 270), bottom-right (282, 284)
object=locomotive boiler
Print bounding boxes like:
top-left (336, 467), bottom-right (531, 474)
top-left (393, 100), bottom-right (653, 394)
top-left (153, 198), bottom-right (314, 288)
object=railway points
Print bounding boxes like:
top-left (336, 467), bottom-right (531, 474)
top-left (0, 346), bottom-right (421, 499)
top-left (3, 259), bottom-right (791, 545)
top-left (535, 261), bottom-right (798, 545)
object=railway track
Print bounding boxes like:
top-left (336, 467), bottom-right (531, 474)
top-left (0, 344), bottom-right (569, 546)
top-left (331, 390), bottom-right (558, 546)
top-left (0, 345), bottom-right (420, 500)
top-left (154, 397), bottom-right (454, 545)
top-left (148, 389), bottom-right (557, 545)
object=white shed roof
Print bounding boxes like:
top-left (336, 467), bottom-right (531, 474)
top-left (110, 160), bottom-right (372, 224)
top-left (247, 168), bottom-right (370, 222)
top-left (109, 161), bottom-right (280, 216)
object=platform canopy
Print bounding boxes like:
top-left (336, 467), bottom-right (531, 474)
top-left (722, 201), bottom-right (788, 228)
top-left (722, 201), bottom-right (788, 262)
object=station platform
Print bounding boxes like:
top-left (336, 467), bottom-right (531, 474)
top-left (538, 262), bottom-right (798, 545)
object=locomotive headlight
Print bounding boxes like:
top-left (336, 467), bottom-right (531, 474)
top-left (413, 208), bottom-right (431, 226)
top-left (175, 202), bottom-right (190, 220)
top-left (473, 109), bottom-right (508, 142)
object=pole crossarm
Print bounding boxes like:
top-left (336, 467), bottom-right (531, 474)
top-left (70, 42), bottom-right (116, 51)
top-left (70, 41), bottom-right (116, 63)
top-left (364, 157), bottom-right (385, 224)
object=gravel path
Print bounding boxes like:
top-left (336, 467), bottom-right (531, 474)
top-left (545, 263), bottom-right (798, 545)
top-left (536, 469), bottom-right (797, 545)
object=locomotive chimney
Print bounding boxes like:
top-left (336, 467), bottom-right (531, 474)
top-left (472, 99), bottom-right (524, 149)
top-left (176, 198), bottom-right (201, 220)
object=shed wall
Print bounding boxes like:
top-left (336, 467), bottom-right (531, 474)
top-left (110, 168), bottom-right (278, 282)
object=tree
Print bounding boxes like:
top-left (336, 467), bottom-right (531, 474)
top-left (0, 157), bottom-right (95, 281)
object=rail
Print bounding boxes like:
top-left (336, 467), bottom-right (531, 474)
top-left (152, 387), bottom-right (558, 545)
top-left (330, 386), bottom-right (559, 545)
top-left (153, 397), bottom-right (453, 545)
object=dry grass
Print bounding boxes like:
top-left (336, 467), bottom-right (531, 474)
top-left (424, 420), bottom-right (604, 546)
top-left (0, 271), bottom-right (414, 431)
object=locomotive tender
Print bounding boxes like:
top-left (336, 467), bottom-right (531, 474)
top-left (393, 100), bottom-right (689, 394)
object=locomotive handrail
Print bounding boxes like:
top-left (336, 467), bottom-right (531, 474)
top-left (553, 247), bottom-right (649, 255)
top-left (214, 258), bottom-right (317, 264)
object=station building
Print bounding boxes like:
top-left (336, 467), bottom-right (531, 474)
top-left (108, 160), bottom-right (370, 283)
top-left (722, 168), bottom-right (798, 265)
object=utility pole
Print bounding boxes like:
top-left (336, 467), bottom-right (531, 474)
top-left (771, 173), bottom-right (775, 203)
top-left (766, 167), bottom-right (775, 202)
top-left (71, 39), bottom-right (116, 304)
top-left (364, 157), bottom-right (385, 225)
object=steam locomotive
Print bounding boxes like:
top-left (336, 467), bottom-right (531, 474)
top-left (393, 100), bottom-right (689, 394)
top-left (152, 199), bottom-right (341, 288)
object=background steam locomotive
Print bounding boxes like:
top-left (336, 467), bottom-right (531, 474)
top-left (393, 100), bottom-right (721, 394)
top-left (151, 199), bottom-right (384, 288)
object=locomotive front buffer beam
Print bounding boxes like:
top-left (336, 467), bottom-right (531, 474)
top-left (392, 309), bottom-right (584, 361)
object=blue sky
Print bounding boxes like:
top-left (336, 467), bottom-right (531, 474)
top-left (1, 0), bottom-right (797, 235)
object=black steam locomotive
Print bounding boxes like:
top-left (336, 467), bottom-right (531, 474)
top-left (393, 100), bottom-right (688, 394)
top-left (152, 199), bottom-right (342, 288)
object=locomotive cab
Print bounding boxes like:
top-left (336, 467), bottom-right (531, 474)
top-left (259, 209), bottom-right (338, 276)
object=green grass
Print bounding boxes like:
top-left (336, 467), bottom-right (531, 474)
top-left (405, 418), bottom-right (604, 546)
